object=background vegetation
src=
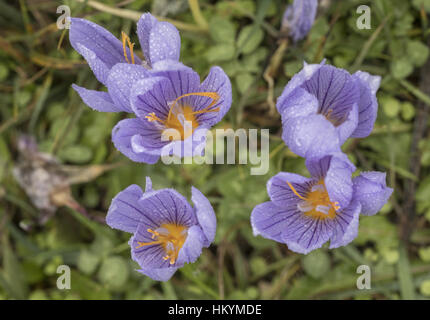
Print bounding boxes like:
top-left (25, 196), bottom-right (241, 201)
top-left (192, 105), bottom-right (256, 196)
top-left (1, 0), bottom-right (430, 300)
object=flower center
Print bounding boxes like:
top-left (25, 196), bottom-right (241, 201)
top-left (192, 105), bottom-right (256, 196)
top-left (121, 31), bottom-right (135, 64)
top-left (145, 92), bottom-right (220, 141)
top-left (135, 223), bottom-right (188, 265)
top-left (286, 179), bottom-right (340, 220)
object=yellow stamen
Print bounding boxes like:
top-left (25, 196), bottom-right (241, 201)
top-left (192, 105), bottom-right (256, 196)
top-left (121, 31), bottom-right (135, 64)
top-left (286, 179), bottom-right (340, 220)
top-left (286, 181), bottom-right (307, 201)
top-left (145, 92), bottom-right (220, 141)
top-left (167, 92), bottom-right (220, 123)
top-left (135, 224), bottom-right (187, 265)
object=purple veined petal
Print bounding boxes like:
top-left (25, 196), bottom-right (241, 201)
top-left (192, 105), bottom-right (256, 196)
top-left (336, 102), bottom-right (359, 144)
top-left (130, 76), bottom-right (175, 121)
top-left (136, 266), bottom-right (178, 282)
top-left (251, 201), bottom-right (301, 243)
top-left (137, 188), bottom-right (197, 227)
top-left (106, 184), bottom-right (158, 233)
top-left (306, 154), bottom-right (354, 210)
top-left (353, 171), bottom-right (393, 216)
top-left (277, 62), bottom-right (324, 112)
top-left (137, 13), bottom-right (181, 66)
top-left (281, 211), bottom-right (333, 254)
top-left (267, 172), bottom-right (312, 208)
top-left (176, 225), bottom-right (205, 265)
top-left (329, 200), bottom-right (361, 249)
top-left (350, 72), bottom-right (380, 138)
top-left (136, 13), bottom-right (157, 64)
top-left (106, 63), bottom-right (149, 112)
top-left (191, 186), bottom-right (216, 247)
top-left (148, 22), bottom-right (181, 65)
top-left (282, 0), bottom-right (318, 42)
top-left (301, 65), bottom-right (360, 128)
top-left (282, 114), bottom-right (341, 158)
top-left (354, 71), bottom-right (381, 95)
top-left (72, 84), bottom-right (122, 112)
top-left (278, 87), bottom-right (319, 119)
top-left (193, 66), bottom-right (232, 127)
top-left (69, 18), bottom-right (141, 84)
top-left (130, 224), bottom-right (182, 269)
top-left (150, 60), bottom-right (201, 99)
top-left (112, 118), bottom-right (161, 164)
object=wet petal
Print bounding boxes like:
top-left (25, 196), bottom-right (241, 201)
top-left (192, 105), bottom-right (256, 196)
top-left (191, 186), bottom-right (216, 246)
top-left (72, 84), bottom-right (122, 112)
top-left (106, 63), bottom-right (149, 112)
top-left (112, 118), bottom-right (162, 164)
top-left (176, 225), bottom-right (205, 265)
top-left (353, 171), bottom-right (393, 216)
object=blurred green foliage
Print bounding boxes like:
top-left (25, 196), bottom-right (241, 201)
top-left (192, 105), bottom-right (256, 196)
top-left (0, 0), bottom-right (430, 300)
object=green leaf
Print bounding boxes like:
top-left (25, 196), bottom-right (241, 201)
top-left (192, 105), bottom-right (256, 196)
top-left (77, 249), bottom-right (101, 275)
top-left (407, 40), bottom-right (429, 67)
top-left (302, 250), bottom-right (330, 279)
top-left (59, 145), bottom-right (93, 163)
top-left (97, 256), bottom-right (129, 290)
top-left (206, 44), bottom-right (235, 62)
top-left (237, 25), bottom-right (264, 55)
top-left (397, 243), bottom-right (415, 299)
top-left (391, 58), bottom-right (414, 79)
top-left (380, 96), bottom-right (401, 118)
top-left (209, 17), bottom-right (236, 44)
top-left (235, 72), bottom-right (254, 94)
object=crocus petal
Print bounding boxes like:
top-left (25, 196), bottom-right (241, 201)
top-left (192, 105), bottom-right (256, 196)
top-left (267, 172), bottom-right (312, 208)
top-left (302, 65), bottom-right (360, 122)
top-left (72, 84), bottom-right (122, 112)
top-left (137, 13), bottom-right (180, 66)
top-left (106, 63), bottom-right (149, 112)
top-left (69, 18), bottom-right (140, 84)
top-left (351, 71), bottom-right (380, 138)
top-left (112, 118), bottom-right (161, 164)
top-left (176, 225), bottom-right (205, 265)
top-left (131, 76), bottom-right (175, 121)
top-left (194, 66), bottom-right (232, 127)
top-left (277, 62), bottom-right (323, 112)
top-left (306, 155), bottom-right (354, 209)
top-left (251, 201), bottom-right (298, 243)
top-left (136, 13), bottom-right (157, 64)
top-left (282, 0), bottom-right (318, 42)
top-left (137, 266), bottom-right (178, 282)
top-left (150, 61), bottom-right (201, 99)
top-left (329, 200), bottom-right (361, 249)
top-left (336, 102), bottom-right (359, 144)
top-left (353, 171), bottom-right (393, 216)
top-left (106, 184), bottom-right (157, 233)
top-left (137, 189), bottom-right (197, 227)
top-left (191, 186), bottom-right (216, 246)
top-left (281, 213), bottom-right (333, 254)
top-left (282, 114), bottom-right (341, 158)
top-left (278, 87), bottom-right (319, 118)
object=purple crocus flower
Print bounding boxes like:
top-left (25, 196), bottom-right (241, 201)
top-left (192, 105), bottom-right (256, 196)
top-left (69, 13), bottom-right (180, 112)
top-left (69, 14), bottom-right (232, 163)
top-left (251, 154), bottom-right (392, 254)
top-left (106, 177), bottom-right (216, 281)
top-left (277, 61), bottom-right (381, 158)
top-left (353, 172), bottom-right (393, 216)
top-left (110, 61), bottom-right (231, 163)
top-left (281, 0), bottom-right (318, 42)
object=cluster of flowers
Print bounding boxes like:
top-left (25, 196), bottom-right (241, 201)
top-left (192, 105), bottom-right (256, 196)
top-left (250, 0), bottom-right (392, 254)
top-left (69, 13), bottom-right (230, 280)
top-left (69, 1), bottom-right (392, 281)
